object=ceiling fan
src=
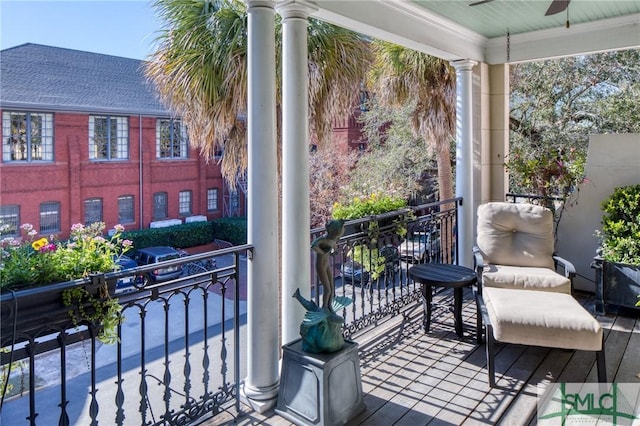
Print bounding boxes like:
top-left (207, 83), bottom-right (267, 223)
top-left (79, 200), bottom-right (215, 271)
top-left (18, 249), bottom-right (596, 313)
top-left (469, 0), bottom-right (570, 16)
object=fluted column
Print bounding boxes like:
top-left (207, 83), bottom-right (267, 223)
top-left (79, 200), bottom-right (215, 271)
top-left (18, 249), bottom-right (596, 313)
top-left (242, 0), bottom-right (279, 413)
top-left (277, 0), bottom-right (317, 346)
top-left (452, 60), bottom-right (477, 268)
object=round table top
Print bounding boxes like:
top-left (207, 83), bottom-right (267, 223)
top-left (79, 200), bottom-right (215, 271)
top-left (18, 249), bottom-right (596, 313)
top-left (408, 263), bottom-right (477, 288)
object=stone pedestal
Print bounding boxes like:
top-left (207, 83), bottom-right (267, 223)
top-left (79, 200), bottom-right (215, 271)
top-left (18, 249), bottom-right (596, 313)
top-left (276, 339), bottom-right (365, 425)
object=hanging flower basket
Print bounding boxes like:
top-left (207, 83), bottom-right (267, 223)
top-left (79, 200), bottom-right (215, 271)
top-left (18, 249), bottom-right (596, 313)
top-left (0, 222), bottom-right (131, 346)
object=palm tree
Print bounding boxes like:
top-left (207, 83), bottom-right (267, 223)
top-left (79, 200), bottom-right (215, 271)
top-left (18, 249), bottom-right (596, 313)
top-left (368, 41), bottom-right (456, 260)
top-left (145, 0), bottom-right (372, 187)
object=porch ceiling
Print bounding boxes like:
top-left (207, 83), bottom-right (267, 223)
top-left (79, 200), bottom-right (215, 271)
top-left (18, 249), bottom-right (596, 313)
top-left (307, 0), bottom-right (640, 64)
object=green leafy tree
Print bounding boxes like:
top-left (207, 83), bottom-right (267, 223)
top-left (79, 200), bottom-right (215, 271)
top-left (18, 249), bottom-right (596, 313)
top-left (346, 99), bottom-right (438, 203)
top-left (509, 49), bottom-right (640, 198)
top-left (367, 42), bottom-right (456, 261)
top-left (309, 146), bottom-right (358, 229)
top-left (367, 42), bottom-right (456, 206)
top-left (146, 0), bottom-right (372, 187)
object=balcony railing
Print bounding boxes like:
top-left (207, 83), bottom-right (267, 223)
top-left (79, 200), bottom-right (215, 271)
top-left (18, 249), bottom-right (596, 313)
top-left (1, 245), bottom-right (250, 426)
top-left (1, 198), bottom-right (461, 425)
top-left (310, 198), bottom-right (461, 339)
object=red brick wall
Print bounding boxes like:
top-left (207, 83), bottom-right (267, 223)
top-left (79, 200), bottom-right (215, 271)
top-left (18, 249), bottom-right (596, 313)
top-left (0, 111), bottom-right (238, 240)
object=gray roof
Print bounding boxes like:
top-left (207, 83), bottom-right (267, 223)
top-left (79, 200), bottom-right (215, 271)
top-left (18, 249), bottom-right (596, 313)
top-left (0, 43), bottom-right (170, 116)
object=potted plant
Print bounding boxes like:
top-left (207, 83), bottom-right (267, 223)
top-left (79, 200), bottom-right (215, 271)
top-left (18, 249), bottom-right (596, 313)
top-left (332, 194), bottom-right (410, 281)
top-left (0, 222), bottom-right (133, 344)
top-left (593, 184), bottom-right (640, 316)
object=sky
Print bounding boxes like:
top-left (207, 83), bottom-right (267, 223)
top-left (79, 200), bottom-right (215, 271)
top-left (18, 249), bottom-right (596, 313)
top-left (0, 0), bottom-right (162, 60)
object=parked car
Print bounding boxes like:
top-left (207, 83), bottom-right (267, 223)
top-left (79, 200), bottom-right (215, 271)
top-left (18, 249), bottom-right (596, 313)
top-left (114, 255), bottom-right (138, 294)
top-left (132, 246), bottom-right (184, 282)
top-left (397, 231), bottom-right (441, 263)
top-left (341, 245), bottom-right (401, 285)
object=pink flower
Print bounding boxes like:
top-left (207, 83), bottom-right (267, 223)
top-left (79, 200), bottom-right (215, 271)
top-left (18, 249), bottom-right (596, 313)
top-left (70, 223), bottom-right (84, 233)
top-left (114, 224), bottom-right (125, 233)
top-left (40, 243), bottom-right (57, 253)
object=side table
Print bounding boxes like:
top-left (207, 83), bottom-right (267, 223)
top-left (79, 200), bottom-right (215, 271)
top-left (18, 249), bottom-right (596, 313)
top-left (408, 263), bottom-right (480, 341)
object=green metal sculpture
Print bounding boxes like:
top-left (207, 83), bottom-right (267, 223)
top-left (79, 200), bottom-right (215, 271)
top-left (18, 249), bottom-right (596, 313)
top-left (294, 219), bottom-right (352, 353)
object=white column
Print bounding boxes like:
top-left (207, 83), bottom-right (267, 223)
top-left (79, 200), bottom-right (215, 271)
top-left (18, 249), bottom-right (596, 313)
top-left (452, 60), bottom-right (477, 268)
top-left (242, 0), bottom-right (279, 413)
top-left (277, 0), bottom-right (316, 346)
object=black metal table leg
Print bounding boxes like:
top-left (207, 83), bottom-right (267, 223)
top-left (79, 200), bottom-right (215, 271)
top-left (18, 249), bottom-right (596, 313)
top-left (453, 287), bottom-right (464, 338)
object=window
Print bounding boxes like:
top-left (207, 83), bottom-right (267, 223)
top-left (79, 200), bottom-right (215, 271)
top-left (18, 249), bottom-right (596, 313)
top-left (157, 118), bottom-right (187, 158)
top-left (84, 198), bottom-right (103, 225)
top-left (2, 111), bottom-right (54, 162)
top-left (178, 190), bottom-right (192, 216)
top-left (207, 188), bottom-right (219, 212)
top-left (118, 195), bottom-right (135, 224)
top-left (0, 205), bottom-right (20, 237)
top-left (153, 192), bottom-right (168, 219)
top-left (89, 115), bottom-right (128, 160)
top-left (40, 202), bottom-right (60, 234)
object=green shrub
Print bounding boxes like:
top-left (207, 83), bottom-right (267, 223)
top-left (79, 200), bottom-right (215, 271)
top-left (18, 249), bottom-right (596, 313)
top-left (332, 193), bottom-right (408, 220)
top-left (123, 221), bottom-right (214, 249)
top-left (599, 184), bottom-right (640, 265)
top-left (122, 218), bottom-right (248, 250)
top-left (211, 217), bottom-right (247, 245)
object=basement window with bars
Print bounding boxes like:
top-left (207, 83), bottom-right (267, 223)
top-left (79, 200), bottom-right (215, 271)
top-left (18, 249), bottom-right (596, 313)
top-left (153, 192), bottom-right (168, 219)
top-left (118, 195), bottom-right (135, 224)
top-left (89, 115), bottom-right (128, 160)
top-left (84, 198), bottom-right (103, 225)
top-left (2, 111), bottom-right (54, 162)
top-left (40, 202), bottom-right (60, 234)
top-left (0, 205), bottom-right (20, 237)
top-left (179, 190), bottom-right (192, 216)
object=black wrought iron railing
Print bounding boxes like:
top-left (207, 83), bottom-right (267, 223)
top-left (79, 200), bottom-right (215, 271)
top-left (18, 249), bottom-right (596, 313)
top-left (1, 245), bottom-right (250, 426)
top-left (310, 198), bottom-right (461, 339)
top-left (1, 197), bottom-right (462, 425)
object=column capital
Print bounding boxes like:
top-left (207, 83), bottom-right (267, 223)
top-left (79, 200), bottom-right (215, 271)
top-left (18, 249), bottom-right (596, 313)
top-left (246, 0), bottom-right (276, 9)
top-left (451, 59), bottom-right (478, 72)
top-left (276, 0), bottom-right (317, 19)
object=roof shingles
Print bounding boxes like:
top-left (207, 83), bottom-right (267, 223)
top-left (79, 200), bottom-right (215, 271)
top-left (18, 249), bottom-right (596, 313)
top-left (0, 43), bottom-right (168, 116)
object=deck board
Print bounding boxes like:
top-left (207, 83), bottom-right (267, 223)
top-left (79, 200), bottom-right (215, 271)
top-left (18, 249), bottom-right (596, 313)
top-left (208, 289), bottom-right (639, 426)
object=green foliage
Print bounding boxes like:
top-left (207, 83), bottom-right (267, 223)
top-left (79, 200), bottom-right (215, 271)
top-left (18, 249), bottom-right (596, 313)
top-left (0, 223), bottom-right (132, 291)
top-left (122, 218), bottom-right (246, 249)
top-left (210, 217), bottom-right (247, 245)
top-left (505, 145), bottom-right (586, 203)
top-left (333, 195), bottom-right (409, 276)
top-left (349, 242), bottom-right (387, 280)
top-left (509, 49), bottom-right (640, 196)
top-left (309, 146), bottom-right (359, 229)
top-left (599, 184), bottom-right (640, 265)
top-left (122, 221), bottom-right (214, 249)
top-left (62, 285), bottom-right (122, 345)
top-left (332, 194), bottom-right (408, 220)
top-left (348, 99), bottom-right (438, 202)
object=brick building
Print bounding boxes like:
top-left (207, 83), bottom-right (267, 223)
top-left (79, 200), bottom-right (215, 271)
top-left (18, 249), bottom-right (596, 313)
top-left (0, 44), bottom-right (244, 240)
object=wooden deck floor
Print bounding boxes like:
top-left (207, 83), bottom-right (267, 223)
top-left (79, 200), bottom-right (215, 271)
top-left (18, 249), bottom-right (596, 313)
top-left (209, 289), bottom-right (640, 426)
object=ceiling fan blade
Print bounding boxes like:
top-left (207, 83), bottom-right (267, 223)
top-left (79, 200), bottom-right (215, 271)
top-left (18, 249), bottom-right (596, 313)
top-left (469, 0), bottom-right (494, 6)
top-left (545, 0), bottom-right (570, 16)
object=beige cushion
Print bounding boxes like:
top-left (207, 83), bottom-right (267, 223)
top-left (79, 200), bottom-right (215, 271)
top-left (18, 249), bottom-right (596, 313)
top-left (482, 264), bottom-right (571, 294)
top-left (477, 202), bottom-right (555, 269)
top-left (483, 287), bottom-right (602, 351)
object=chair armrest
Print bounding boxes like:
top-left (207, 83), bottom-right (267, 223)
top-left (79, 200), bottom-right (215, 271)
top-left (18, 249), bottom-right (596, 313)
top-left (473, 246), bottom-right (485, 289)
top-left (553, 255), bottom-right (576, 279)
